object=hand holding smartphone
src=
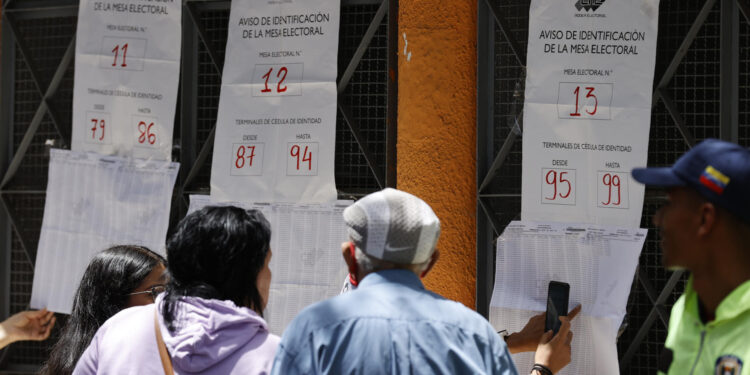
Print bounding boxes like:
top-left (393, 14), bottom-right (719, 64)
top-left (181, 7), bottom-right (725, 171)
top-left (545, 281), bottom-right (570, 335)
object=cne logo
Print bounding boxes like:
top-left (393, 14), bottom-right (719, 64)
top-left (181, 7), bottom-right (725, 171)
top-left (715, 355), bottom-right (743, 375)
top-left (575, 0), bottom-right (606, 12)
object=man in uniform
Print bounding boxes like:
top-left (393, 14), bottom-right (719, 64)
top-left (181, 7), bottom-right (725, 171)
top-left (631, 139), bottom-right (750, 375)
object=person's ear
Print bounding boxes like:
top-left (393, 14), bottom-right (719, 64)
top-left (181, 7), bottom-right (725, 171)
top-left (697, 202), bottom-right (717, 237)
top-left (342, 241), bottom-right (359, 285)
top-left (420, 250), bottom-right (440, 278)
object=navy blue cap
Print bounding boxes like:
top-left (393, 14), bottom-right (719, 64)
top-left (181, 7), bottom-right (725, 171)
top-left (632, 139), bottom-right (750, 224)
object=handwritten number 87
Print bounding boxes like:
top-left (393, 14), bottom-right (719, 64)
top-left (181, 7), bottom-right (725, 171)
top-left (545, 170), bottom-right (572, 200)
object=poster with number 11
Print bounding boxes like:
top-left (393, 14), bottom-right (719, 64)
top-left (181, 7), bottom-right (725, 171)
top-left (71, 0), bottom-right (181, 161)
top-left (209, 0), bottom-right (340, 204)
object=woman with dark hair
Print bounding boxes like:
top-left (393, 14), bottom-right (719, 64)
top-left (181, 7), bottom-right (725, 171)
top-left (73, 206), bottom-right (278, 375)
top-left (41, 245), bottom-right (166, 375)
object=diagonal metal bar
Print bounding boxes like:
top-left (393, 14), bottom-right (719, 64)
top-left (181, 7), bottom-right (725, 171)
top-left (180, 127), bottom-right (215, 191)
top-left (338, 0), bottom-right (387, 94)
top-left (478, 196), bottom-right (504, 236)
top-left (2, 12), bottom-right (70, 148)
top-left (0, 38), bottom-right (75, 189)
top-left (338, 101), bottom-right (385, 189)
top-left (739, 0), bottom-right (750, 25)
top-left (652, 0), bottom-right (717, 107)
top-left (620, 270), bottom-right (685, 371)
top-left (43, 97), bottom-right (71, 147)
top-left (185, 2), bottom-right (223, 78)
top-left (484, 0), bottom-right (525, 67)
top-left (2, 0), bottom-right (14, 12)
top-left (655, 88), bottom-right (696, 148)
top-left (0, 194), bottom-right (34, 268)
top-left (478, 116), bottom-right (521, 193)
top-left (636, 267), bottom-right (671, 326)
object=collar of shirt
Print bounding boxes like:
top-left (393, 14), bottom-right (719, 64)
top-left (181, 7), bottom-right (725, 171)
top-left (358, 269), bottom-right (425, 291)
top-left (684, 275), bottom-right (750, 326)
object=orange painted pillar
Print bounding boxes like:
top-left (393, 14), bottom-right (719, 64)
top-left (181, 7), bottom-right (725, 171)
top-left (398, 1), bottom-right (477, 308)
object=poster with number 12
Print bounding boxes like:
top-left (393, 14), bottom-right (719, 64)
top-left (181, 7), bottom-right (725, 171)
top-left (72, 0), bottom-right (181, 161)
top-left (521, 0), bottom-right (660, 227)
top-left (209, 0), bottom-right (340, 204)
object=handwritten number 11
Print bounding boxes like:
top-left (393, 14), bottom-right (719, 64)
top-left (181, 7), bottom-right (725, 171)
top-left (112, 43), bottom-right (128, 68)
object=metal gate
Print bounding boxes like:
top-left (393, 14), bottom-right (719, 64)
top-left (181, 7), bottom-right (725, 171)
top-left (0, 0), bottom-right (397, 372)
top-left (477, 0), bottom-right (750, 373)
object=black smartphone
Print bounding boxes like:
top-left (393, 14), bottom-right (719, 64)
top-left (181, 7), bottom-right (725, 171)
top-left (545, 281), bottom-right (570, 335)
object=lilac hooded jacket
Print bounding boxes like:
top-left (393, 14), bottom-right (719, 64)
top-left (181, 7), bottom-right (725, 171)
top-left (73, 295), bottom-right (279, 375)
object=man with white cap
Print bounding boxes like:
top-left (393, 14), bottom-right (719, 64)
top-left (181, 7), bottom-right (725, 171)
top-left (271, 188), bottom-right (574, 375)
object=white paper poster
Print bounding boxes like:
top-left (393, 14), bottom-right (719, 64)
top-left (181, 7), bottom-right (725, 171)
top-left (490, 221), bottom-right (646, 323)
top-left (489, 221), bottom-right (646, 375)
top-left (489, 307), bottom-right (620, 375)
top-left (521, 0), bottom-right (660, 227)
top-left (188, 195), bottom-right (350, 335)
top-left (31, 149), bottom-right (179, 314)
top-left (209, 0), bottom-right (340, 203)
top-left (71, 0), bottom-right (181, 160)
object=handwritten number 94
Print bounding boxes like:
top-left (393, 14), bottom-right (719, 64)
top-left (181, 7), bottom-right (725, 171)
top-left (545, 170), bottom-right (572, 200)
top-left (290, 145), bottom-right (312, 171)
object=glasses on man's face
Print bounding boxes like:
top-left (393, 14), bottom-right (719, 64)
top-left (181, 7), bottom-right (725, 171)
top-left (128, 284), bottom-right (166, 301)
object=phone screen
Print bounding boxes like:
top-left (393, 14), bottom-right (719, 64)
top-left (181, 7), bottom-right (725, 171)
top-left (545, 281), bottom-right (570, 334)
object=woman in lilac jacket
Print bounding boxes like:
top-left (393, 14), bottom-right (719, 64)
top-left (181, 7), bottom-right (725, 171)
top-left (73, 206), bottom-right (279, 375)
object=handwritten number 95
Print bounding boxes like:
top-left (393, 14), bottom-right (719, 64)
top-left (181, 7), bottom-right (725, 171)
top-left (545, 170), bottom-right (572, 200)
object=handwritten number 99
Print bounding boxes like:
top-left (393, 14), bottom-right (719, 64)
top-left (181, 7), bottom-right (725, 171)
top-left (601, 173), bottom-right (621, 206)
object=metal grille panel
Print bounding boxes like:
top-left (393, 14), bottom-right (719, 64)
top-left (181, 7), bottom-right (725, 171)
top-left (1, 1), bottom-right (394, 371)
top-left (479, 1), bottom-right (748, 373)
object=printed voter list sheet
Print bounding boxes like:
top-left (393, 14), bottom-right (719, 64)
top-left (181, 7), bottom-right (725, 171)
top-left (489, 221), bottom-right (646, 375)
top-left (72, 0), bottom-right (181, 160)
top-left (31, 149), bottom-right (179, 314)
top-left (210, 0), bottom-right (340, 203)
top-left (189, 195), bottom-right (350, 335)
top-left (489, 221), bottom-right (646, 323)
top-left (489, 307), bottom-right (620, 375)
top-left (521, 0), bottom-right (660, 227)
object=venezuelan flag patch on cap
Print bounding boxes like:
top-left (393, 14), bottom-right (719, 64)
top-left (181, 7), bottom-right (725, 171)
top-left (699, 165), bottom-right (730, 195)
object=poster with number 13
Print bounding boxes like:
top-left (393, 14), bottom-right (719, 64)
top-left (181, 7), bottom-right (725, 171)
top-left (209, 0), bottom-right (340, 204)
top-left (72, 0), bottom-right (181, 161)
top-left (521, 0), bottom-right (660, 227)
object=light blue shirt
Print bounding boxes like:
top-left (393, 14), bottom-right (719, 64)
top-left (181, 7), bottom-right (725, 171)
top-left (271, 269), bottom-right (518, 375)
